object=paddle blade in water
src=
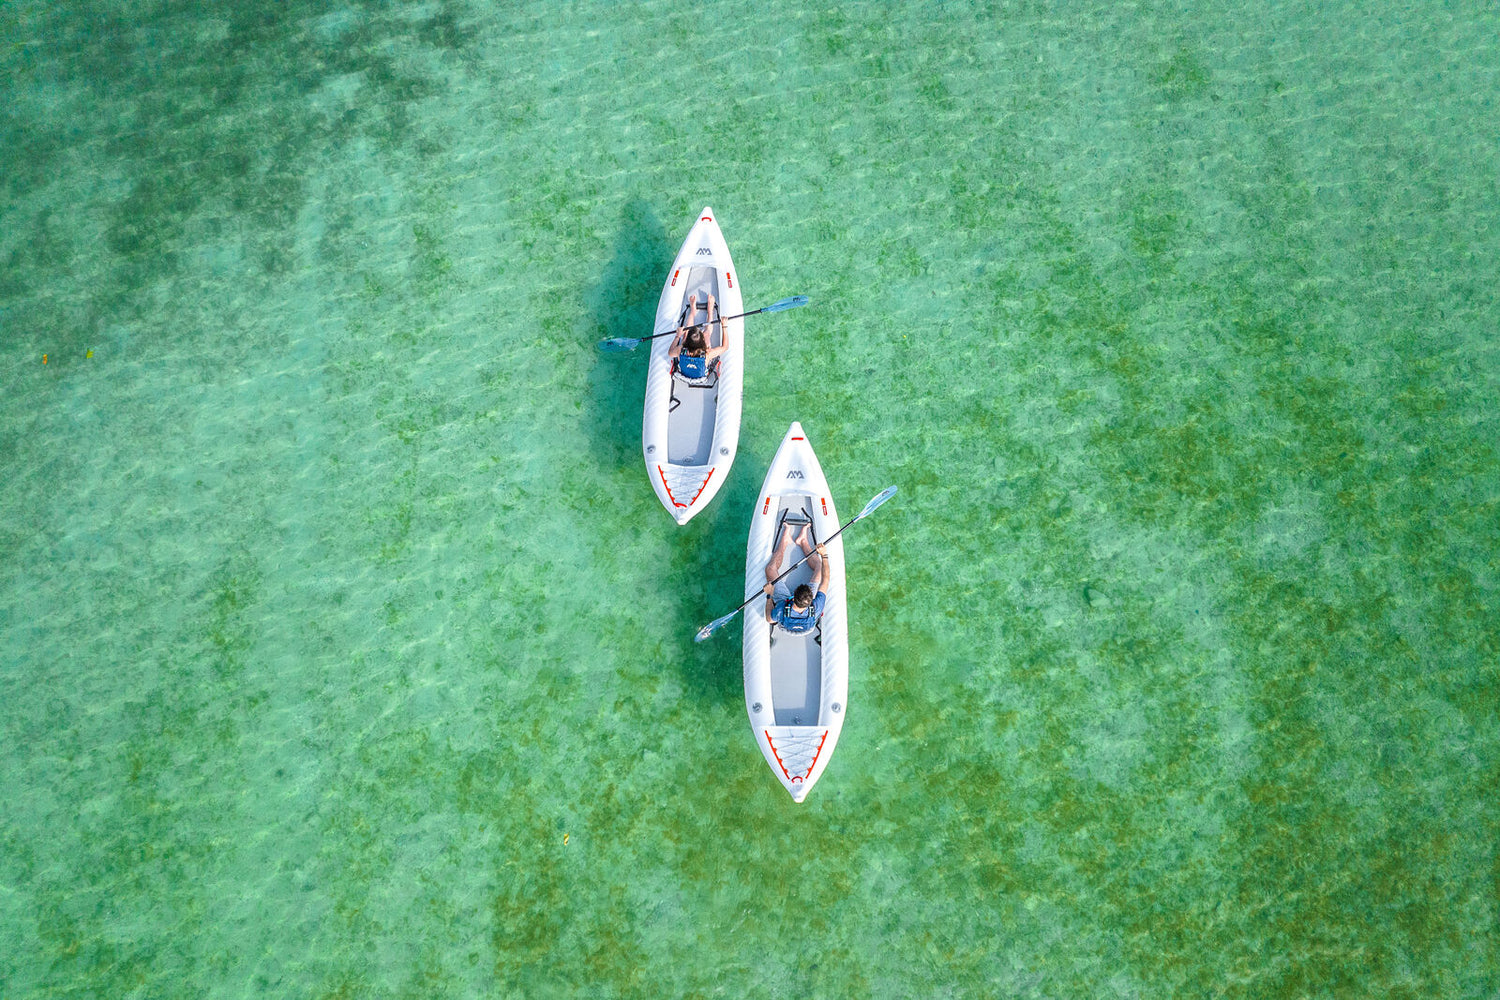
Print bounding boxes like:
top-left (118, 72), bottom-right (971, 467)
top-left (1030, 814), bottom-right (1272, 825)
top-left (856, 485), bottom-right (898, 520)
top-left (599, 337), bottom-right (643, 352)
top-left (694, 609), bottom-right (740, 643)
top-left (762, 295), bottom-right (809, 313)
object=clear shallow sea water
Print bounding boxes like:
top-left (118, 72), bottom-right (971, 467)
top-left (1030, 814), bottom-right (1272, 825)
top-left (2, 1), bottom-right (1497, 996)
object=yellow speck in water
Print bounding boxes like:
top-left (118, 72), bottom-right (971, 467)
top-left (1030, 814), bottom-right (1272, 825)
top-left (87, 350), bottom-right (93, 358)
top-left (42, 354), bottom-right (47, 364)
top-left (563, 833), bottom-right (569, 845)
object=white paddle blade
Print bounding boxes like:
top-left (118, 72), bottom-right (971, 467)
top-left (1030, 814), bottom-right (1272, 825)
top-left (856, 485), bottom-right (898, 520)
top-left (599, 337), bottom-right (642, 352)
top-left (694, 609), bottom-right (739, 643)
top-left (762, 295), bottom-right (809, 313)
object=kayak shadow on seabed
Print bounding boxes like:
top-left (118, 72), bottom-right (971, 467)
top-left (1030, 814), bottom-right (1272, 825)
top-left (582, 199), bottom-right (772, 709)
top-left (584, 199), bottom-right (669, 472)
top-left (670, 452), bottom-right (767, 707)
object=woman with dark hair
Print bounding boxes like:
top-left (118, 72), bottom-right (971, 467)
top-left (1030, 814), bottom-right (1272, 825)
top-left (668, 292), bottom-right (729, 380)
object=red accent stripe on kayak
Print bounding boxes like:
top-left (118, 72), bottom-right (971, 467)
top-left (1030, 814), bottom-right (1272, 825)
top-left (804, 729), bottom-right (829, 778)
top-left (726, 271), bottom-right (733, 288)
top-left (765, 729), bottom-right (830, 782)
top-left (671, 269), bottom-right (679, 287)
top-left (821, 497), bottom-right (828, 515)
top-left (762, 497), bottom-right (770, 514)
top-left (687, 467), bottom-right (715, 505)
top-left (766, 730), bottom-right (792, 780)
top-left (701, 214), bottom-right (712, 221)
top-left (659, 465), bottom-right (716, 508)
top-left (791, 436), bottom-right (804, 441)
top-left (657, 465), bottom-right (686, 508)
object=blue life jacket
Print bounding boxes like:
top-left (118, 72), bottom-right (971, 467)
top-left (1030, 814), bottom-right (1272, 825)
top-left (774, 592), bottom-right (825, 634)
top-left (676, 353), bottom-right (709, 379)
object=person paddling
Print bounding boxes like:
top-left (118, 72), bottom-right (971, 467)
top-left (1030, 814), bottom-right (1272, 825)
top-left (761, 522), bottom-right (829, 634)
top-left (668, 292), bottom-right (728, 380)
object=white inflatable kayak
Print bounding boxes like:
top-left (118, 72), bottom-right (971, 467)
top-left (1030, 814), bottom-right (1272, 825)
top-left (643, 207), bottom-right (744, 524)
top-left (742, 422), bottom-right (848, 803)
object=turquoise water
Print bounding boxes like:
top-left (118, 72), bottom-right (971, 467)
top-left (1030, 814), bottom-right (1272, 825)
top-left (2, 1), bottom-right (1497, 995)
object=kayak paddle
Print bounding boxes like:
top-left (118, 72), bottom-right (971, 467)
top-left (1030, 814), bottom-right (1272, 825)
top-left (693, 485), bottom-right (898, 642)
top-left (598, 295), bottom-right (809, 352)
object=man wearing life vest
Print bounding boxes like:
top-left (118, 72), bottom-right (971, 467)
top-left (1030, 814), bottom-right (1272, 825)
top-left (761, 522), bottom-right (829, 634)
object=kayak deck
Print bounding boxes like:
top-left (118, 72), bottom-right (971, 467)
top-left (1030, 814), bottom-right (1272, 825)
top-left (767, 501), bottom-right (823, 727)
top-left (666, 267), bottom-right (721, 466)
top-left (642, 207), bottom-right (741, 525)
top-left (743, 421), bottom-right (848, 802)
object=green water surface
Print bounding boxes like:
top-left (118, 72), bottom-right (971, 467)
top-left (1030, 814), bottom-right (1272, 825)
top-left (2, 1), bottom-right (1496, 996)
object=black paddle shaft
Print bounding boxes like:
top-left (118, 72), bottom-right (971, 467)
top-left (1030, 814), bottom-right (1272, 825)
top-left (633, 305), bottom-right (768, 345)
top-left (730, 506), bottom-right (872, 617)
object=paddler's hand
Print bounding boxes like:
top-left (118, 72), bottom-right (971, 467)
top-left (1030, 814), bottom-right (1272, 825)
top-left (762, 583), bottom-right (774, 596)
top-left (815, 544), bottom-right (827, 556)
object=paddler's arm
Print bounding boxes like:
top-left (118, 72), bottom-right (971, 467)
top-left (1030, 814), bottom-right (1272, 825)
top-left (814, 544), bottom-right (830, 595)
top-left (761, 582), bottom-right (777, 623)
top-left (705, 293), bottom-right (727, 358)
top-left (669, 294), bottom-right (697, 359)
top-left (706, 318), bottom-right (730, 361)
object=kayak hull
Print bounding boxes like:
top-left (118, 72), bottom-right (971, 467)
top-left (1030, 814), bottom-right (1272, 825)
top-left (742, 422), bottom-right (848, 802)
top-left (642, 207), bottom-right (744, 524)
